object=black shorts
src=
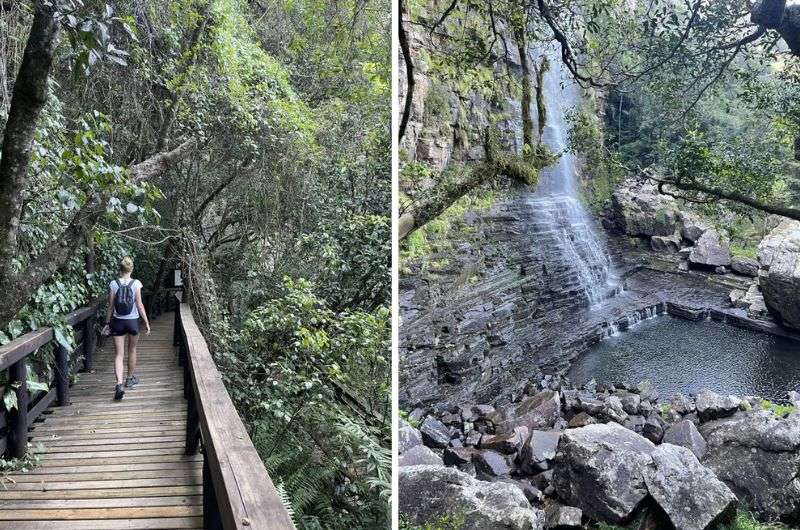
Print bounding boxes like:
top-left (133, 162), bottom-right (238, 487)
top-left (111, 317), bottom-right (139, 336)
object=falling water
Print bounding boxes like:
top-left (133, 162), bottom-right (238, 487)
top-left (527, 45), bottom-right (618, 307)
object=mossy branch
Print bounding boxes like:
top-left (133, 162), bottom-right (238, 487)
top-left (399, 130), bottom-right (555, 240)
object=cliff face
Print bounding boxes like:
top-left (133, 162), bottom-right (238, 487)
top-left (399, 191), bottom-right (737, 410)
top-left (399, 10), bottom-right (535, 172)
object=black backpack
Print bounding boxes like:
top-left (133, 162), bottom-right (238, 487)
top-left (114, 279), bottom-right (135, 315)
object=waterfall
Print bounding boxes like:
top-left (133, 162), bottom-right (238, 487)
top-left (527, 45), bottom-right (618, 307)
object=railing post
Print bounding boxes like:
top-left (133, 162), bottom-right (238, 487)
top-left (203, 456), bottom-right (223, 530)
top-left (83, 314), bottom-right (96, 373)
top-left (8, 360), bottom-right (29, 458)
top-left (55, 344), bottom-right (70, 406)
top-left (185, 391), bottom-right (201, 455)
top-left (173, 304), bottom-right (181, 348)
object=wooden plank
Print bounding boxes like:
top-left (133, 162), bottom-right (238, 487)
top-left (38, 448), bottom-right (190, 459)
top-left (5, 477), bottom-right (202, 491)
top-left (27, 388), bottom-right (57, 427)
top-left (6, 469), bottom-right (201, 483)
top-left (0, 496), bottom-right (201, 509)
top-left (0, 485), bottom-right (201, 500)
top-left (0, 329), bottom-right (52, 372)
top-left (5, 517), bottom-right (202, 529)
top-left (0, 505), bottom-right (203, 520)
top-left (180, 303), bottom-right (295, 529)
top-left (36, 454), bottom-right (202, 467)
top-left (47, 405), bottom-right (188, 416)
top-left (22, 462), bottom-right (202, 474)
top-left (31, 427), bottom-right (185, 439)
top-left (37, 441), bottom-right (186, 453)
top-left (33, 419), bottom-right (186, 431)
top-left (37, 435), bottom-right (185, 447)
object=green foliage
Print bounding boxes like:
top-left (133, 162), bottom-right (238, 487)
top-left (399, 409), bottom-right (420, 428)
top-left (758, 399), bottom-right (796, 417)
top-left (218, 278), bottom-right (390, 529)
top-left (731, 244), bottom-right (759, 260)
top-left (400, 172), bottom-right (499, 266)
top-left (0, 444), bottom-right (42, 482)
top-left (567, 105), bottom-right (626, 213)
top-left (722, 510), bottom-right (789, 530)
top-left (399, 513), bottom-right (466, 530)
top-left (297, 215), bottom-right (390, 311)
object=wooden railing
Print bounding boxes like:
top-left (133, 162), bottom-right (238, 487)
top-left (174, 297), bottom-right (296, 530)
top-left (0, 302), bottom-right (99, 458)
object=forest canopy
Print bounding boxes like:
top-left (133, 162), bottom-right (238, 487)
top-left (399, 0), bottom-right (800, 244)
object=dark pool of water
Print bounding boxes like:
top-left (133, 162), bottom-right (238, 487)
top-left (567, 316), bottom-right (800, 400)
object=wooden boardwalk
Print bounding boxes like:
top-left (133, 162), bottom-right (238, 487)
top-left (0, 314), bottom-right (204, 529)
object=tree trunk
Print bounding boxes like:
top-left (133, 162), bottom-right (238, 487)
top-left (534, 56), bottom-right (549, 142)
top-left (515, 28), bottom-right (534, 152)
top-left (0, 1), bottom-right (60, 279)
top-left (398, 0), bottom-right (415, 141)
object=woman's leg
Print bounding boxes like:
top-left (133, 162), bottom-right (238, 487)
top-left (127, 332), bottom-right (139, 379)
top-left (113, 335), bottom-right (126, 385)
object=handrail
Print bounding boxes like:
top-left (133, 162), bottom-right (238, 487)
top-left (0, 301), bottom-right (100, 458)
top-left (174, 297), bottom-right (296, 530)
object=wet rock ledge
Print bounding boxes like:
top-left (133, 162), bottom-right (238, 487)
top-left (399, 378), bottom-right (800, 530)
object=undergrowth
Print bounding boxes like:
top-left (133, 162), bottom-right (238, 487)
top-left (399, 513), bottom-right (466, 530)
top-left (759, 399), bottom-right (796, 417)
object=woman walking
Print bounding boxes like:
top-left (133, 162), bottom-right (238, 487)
top-left (102, 256), bottom-right (150, 400)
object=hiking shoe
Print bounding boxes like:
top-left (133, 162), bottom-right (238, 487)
top-left (125, 375), bottom-right (139, 388)
top-left (114, 384), bottom-right (125, 401)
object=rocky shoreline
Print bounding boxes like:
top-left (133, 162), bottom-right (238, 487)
top-left (400, 177), bottom-right (800, 528)
top-left (399, 379), bottom-right (800, 529)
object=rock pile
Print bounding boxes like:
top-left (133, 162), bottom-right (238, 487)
top-left (399, 380), bottom-right (800, 529)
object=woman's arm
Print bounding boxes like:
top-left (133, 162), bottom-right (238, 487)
top-left (103, 289), bottom-right (114, 335)
top-left (135, 284), bottom-right (150, 335)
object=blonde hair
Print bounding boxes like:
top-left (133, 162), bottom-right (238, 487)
top-left (119, 256), bottom-right (134, 274)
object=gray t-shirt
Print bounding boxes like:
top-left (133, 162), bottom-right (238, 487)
top-left (110, 278), bottom-right (142, 319)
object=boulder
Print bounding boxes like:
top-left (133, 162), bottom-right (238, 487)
top-left (645, 444), bottom-right (737, 530)
top-left (611, 179), bottom-right (679, 237)
top-left (731, 256), bottom-right (759, 277)
top-left (553, 423), bottom-right (656, 523)
top-left (481, 427), bottom-right (528, 454)
top-left (758, 219), bottom-right (800, 330)
top-left (602, 395), bottom-right (629, 423)
top-left (663, 419), bottom-right (707, 460)
top-left (518, 430), bottom-right (561, 473)
top-left (695, 389), bottom-right (741, 422)
top-left (399, 419), bottom-right (423, 454)
top-left (420, 417), bottom-right (452, 448)
top-left (474, 450), bottom-right (512, 479)
top-left (700, 411), bottom-right (800, 522)
top-left (620, 393), bottom-right (641, 415)
top-left (679, 212), bottom-right (712, 243)
top-left (500, 390), bottom-right (561, 432)
top-left (400, 465), bottom-right (546, 530)
top-left (651, 233), bottom-right (682, 253)
top-left (443, 447), bottom-right (477, 466)
top-left (567, 412), bottom-right (597, 428)
top-left (642, 413), bottom-right (665, 443)
top-left (400, 445), bottom-right (444, 467)
top-left (670, 394), bottom-right (695, 415)
top-left (544, 504), bottom-right (582, 529)
top-left (689, 230), bottom-right (731, 268)
top-left (623, 414), bottom-right (646, 434)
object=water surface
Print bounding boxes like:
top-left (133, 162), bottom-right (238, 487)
top-left (568, 316), bottom-right (800, 400)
